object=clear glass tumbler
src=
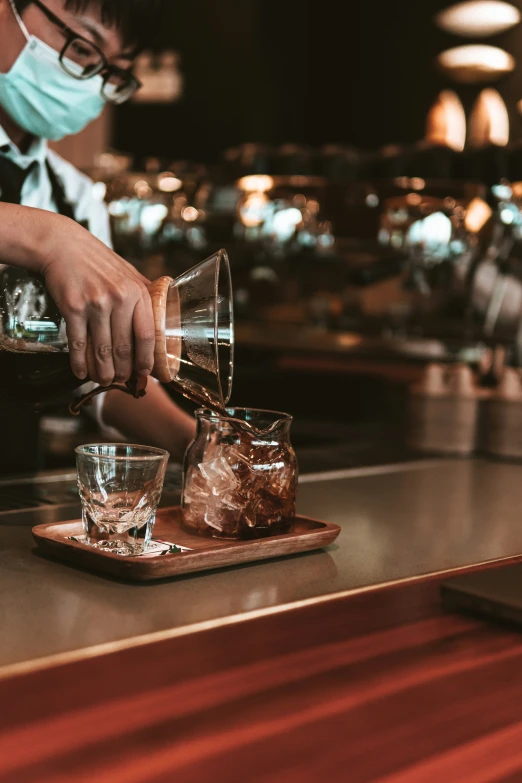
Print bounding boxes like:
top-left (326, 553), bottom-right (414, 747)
top-left (76, 444), bottom-right (169, 556)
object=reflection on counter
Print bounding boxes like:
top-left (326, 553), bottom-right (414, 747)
top-left (0, 521), bottom-right (338, 669)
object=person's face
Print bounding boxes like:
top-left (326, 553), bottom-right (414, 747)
top-left (0, 0), bottom-right (135, 75)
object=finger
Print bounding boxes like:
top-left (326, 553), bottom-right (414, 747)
top-left (65, 315), bottom-right (88, 380)
top-left (133, 293), bottom-right (155, 377)
top-left (85, 337), bottom-right (98, 383)
top-left (111, 305), bottom-right (134, 384)
top-left (88, 313), bottom-right (115, 387)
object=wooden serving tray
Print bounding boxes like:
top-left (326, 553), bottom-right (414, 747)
top-left (32, 507), bottom-right (341, 582)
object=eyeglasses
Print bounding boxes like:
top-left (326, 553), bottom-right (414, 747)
top-left (29, 0), bottom-right (141, 105)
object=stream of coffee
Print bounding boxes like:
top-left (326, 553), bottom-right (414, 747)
top-left (167, 377), bottom-right (278, 437)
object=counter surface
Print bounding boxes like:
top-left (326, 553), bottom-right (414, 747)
top-left (3, 565), bottom-right (522, 782)
top-left (3, 458), bottom-right (522, 675)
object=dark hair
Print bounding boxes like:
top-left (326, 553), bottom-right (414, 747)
top-left (16, 0), bottom-right (170, 52)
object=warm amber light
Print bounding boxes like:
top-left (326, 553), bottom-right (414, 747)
top-left (468, 89), bottom-right (510, 148)
top-left (411, 178), bottom-right (426, 191)
top-left (338, 334), bottom-right (362, 348)
top-left (239, 192), bottom-right (269, 227)
top-left (237, 175), bottom-right (274, 193)
top-left (425, 91), bottom-right (466, 152)
top-left (435, 1), bottom-right (520, 38)
top-left (465, 198), bottom-right (493, 233)
top-left (182, 206), bottom-right (199, 222)
top-left (437, 45), bottom-right (515, 83)
top-left (158, 173), bottom-right (182, 193)
top-left (406, 193), bottom-right (423, 206)
top-left (134, 180), bottom-right (152, 199)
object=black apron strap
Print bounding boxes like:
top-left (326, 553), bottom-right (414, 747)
top-left (0, 155), bottom-right (38, 204)
top-left (45, 160), bottom-right (90, 231)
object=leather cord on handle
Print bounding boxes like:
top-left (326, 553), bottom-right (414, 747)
top-left (69, 372), bottom-right (148, 416)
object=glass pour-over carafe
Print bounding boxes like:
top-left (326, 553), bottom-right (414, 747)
top-left (0, 249), bottom-right (234, 412)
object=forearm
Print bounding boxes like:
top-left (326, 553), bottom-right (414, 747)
top-left (100, 380), bottom-right (196, 462)
top-left (0, 203), bottom-right (63, 272)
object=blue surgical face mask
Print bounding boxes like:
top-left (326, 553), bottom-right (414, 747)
top-left (0, 0), bottom-right (106, 141)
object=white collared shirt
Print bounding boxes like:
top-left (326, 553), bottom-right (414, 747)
top-left (0, 124), bottom-right (112, 246)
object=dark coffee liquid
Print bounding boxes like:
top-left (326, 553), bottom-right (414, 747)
top-left (168, 378), bottom-right (227, 416)
top-left (0, 351), bottom-right (83, 409)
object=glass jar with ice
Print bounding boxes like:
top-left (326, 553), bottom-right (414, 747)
top-left (182, 408), bottom-right (298, 539)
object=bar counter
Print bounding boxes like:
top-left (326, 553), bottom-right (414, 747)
top-left (3, 458), bottom-right (522, 780)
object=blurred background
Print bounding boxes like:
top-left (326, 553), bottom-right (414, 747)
top-left (62, 0), bottom-right (522, 161)
top-left (38, 0), bottom-right (522, 472)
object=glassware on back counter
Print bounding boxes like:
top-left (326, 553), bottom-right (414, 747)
top-left (89, 159), bottom-right (210, 263)
top-left (0, 250), bottom-right (234, 412)
top-left (182, 408), bottom-right (298, 540)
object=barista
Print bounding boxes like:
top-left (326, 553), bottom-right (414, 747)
top-left (0, 0), bottom-right (195, 471)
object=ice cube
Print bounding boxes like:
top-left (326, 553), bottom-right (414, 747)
top-left (184, 467), bottom-right (211, 504)
top-left (201, 434), bottom-right (224, 463)
top-left (220, 447), bottom-right (255, 482)
top-left (199, 456), bottom-right (239, 494)
top-left (221, 491), bottom-right (247, 512)
top-left (204, 500), bottom-right (242, 536)
top-left (204, 505), bottom-right (225, 532)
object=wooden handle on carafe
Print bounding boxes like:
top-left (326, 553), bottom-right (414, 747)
top-left (149, 275), bottom-right (175, 384)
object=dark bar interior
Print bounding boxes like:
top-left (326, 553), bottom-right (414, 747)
top-left (4, 0), bottom-right (522, 779)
